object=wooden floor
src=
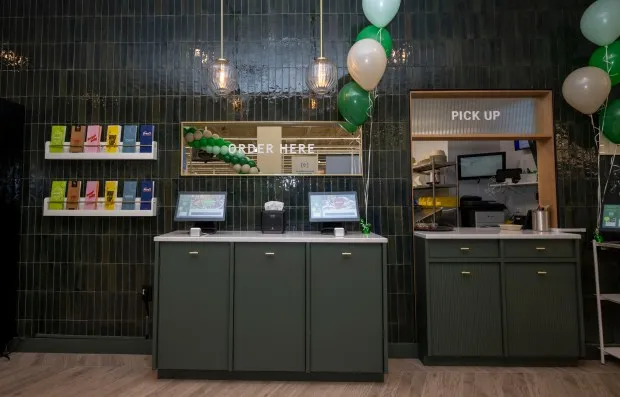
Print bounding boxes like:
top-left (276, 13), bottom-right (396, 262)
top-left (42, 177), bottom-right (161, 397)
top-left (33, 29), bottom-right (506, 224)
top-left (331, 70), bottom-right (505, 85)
top-left (2, 354), bottom-right (620, 397)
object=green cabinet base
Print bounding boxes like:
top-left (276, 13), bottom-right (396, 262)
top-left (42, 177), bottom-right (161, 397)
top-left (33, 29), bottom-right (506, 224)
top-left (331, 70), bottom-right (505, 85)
top-left (157, 370), bottom-right (384, 383)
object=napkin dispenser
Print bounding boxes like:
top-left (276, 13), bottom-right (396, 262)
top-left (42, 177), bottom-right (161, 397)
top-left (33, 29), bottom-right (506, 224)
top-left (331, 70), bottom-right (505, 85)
top-left (261, 201), bottom-right (285, 234)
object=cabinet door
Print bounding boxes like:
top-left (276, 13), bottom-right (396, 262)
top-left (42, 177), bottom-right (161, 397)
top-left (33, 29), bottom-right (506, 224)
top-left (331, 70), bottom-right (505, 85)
top-left (310, 244), bottom-right (383, 373)
top-left (234, 243), bottom-right (306, 372)
top-left (505, 263), bottom-right (579, 357)
top-left (428, 262), bottom-right (503, 357)
top-left (157, 243), bottom-right (230, 370)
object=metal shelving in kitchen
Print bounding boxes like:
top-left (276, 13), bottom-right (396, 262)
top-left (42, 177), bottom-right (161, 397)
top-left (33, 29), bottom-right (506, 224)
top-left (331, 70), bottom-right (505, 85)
top-left (412, 158), bottom-right (459, 229)
top-left (593, 240), bottom-right (620, 363)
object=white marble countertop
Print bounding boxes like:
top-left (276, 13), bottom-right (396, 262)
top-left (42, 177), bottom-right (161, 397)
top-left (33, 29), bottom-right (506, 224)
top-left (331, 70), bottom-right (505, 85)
top-left (414, 227), bottom-right (581, 240)
top-left (154, 230), bottom-right (388, 243)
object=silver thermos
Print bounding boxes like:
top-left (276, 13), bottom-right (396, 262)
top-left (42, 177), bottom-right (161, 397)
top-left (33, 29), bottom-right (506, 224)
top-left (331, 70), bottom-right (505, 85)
top-left (531, 206), bottom-right (550, 232)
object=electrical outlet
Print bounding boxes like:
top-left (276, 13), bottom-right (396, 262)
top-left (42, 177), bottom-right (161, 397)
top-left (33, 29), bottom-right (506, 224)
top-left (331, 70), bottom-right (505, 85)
top-left (141, 285), bottom-right (153, 302)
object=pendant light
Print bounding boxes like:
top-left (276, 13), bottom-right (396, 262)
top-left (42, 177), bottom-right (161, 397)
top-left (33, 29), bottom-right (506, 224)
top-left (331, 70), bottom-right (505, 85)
top-left (306, 0), bottom-right (337, 96)
top-left (208, 0), bottom-right (238, 96)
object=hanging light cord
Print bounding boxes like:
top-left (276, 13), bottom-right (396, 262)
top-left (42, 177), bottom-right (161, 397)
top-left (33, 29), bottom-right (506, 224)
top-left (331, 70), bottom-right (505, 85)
top-left (319, 0), bottom-right (323, 57)
top-left (220, 0), bottom-right (224, 59)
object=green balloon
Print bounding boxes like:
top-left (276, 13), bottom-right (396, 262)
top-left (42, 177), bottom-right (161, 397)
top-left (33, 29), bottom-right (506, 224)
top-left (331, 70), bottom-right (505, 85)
top-left (602, 99), bottom-right (620, 144)
top-left (223, 154), bottom-right (232, 162)
top-left (356, 25), bottom-right (393, 58)
top-left (590, 41), bottom-right (620, 86)
top-left (199, 137), bottom-right (208, 147)
top-left (240, 157), bottom-right (249, 165)
top-left (206, 137), bottom-right (215, 145)
top-left (220, 145), bottom-right (229, 155)
top-left (183, 126), bottom-right (196, 135)
top-left (216, 138), bottom-right (225, 147)
top-left (236, 150), bottom-right (245, 158)
top-left (231, 156), bottom-right (240, 164)
top-left (338, 82), bottom-right (372, 126)
top-left (189, 140), bottom-right (199, 148)
top-left (339, 120), bottom-right (359, 133)
top-left (205, 145), bottom-right (214, 154)
top-left (248, 160), bottom-right (256, 167)
top-left (212, 146), bottom-right (221, 155)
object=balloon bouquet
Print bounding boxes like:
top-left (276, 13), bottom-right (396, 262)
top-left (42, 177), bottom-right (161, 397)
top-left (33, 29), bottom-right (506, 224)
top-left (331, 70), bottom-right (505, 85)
top-left (561, 0), bottom-right (620, 241)
top-left (183, 126), bottom-right (259, 174)
top-left (338, 0), bottom-right (401, 234)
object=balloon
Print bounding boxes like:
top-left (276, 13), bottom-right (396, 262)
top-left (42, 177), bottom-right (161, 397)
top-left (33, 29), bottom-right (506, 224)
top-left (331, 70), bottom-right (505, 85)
top-left (590, 41), bottom-right (620, 86)
top-left (206, 137), bottom-right (215, 145)
top-left (347, 39), bottom-right (387, 91)
top-left (199, 137), bottom-right (207, 147)
top-left (240, 157), bottom-right (249, 165)
top-left (602, 100), bottom-right (620, 144)
top-left (580, 0), bottom-right (620, 46)
top-left (220, 145), bottom-right (229, 155)
top-left (249, 167), bottom-right (259, 174)
top-left (216, 139), bottom-right (225, 146)
top-left (248, 160), bottom-right (256, 167)
top-left (236, 149), bottom-right (245, 158)
top-left (212, 133), bottom-right (220, 139)
top-left (356, 26), bottom-right (393, 58)
top-left (223, 154), bottom-right (232, 162)
top-left (212, 146), bottom-right (221, 155)
top-left (339, 120), bottom-right (359, 133)
top-left (194, 130), bottom-right (203, 141)
top-left (338, 81), bottom-right (372, 125)
top-left (241, 164), bottom-right (251, 174)
top-left (233, 164), bottom-right (242, 173)
top-left (562, 67), bottom-right (611, 114)
top-left (231, 156), bottom-right (239, 164)
top-left (185, 133), bottom-right (194, 143)
top-left (205, 145), bottom-right (214, 154)
top-left (362, 0), bottom-right (401, 28)
top-left (203, 129), bottom-right (213, 138)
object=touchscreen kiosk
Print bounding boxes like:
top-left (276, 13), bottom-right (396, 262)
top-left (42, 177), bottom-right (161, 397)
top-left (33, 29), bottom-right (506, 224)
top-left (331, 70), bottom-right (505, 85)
top-left (309, 191), bottom-right (360, 234)
top-left (174, 192), bottom-right (227, 234)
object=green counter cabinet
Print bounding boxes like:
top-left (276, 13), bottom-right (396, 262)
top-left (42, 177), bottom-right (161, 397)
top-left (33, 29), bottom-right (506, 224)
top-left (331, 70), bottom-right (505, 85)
top-left (415, 234), bottom-right (584, 366)
top-left (310, 244), bottom-right (384, 373)
top-left (156, 242), bottom-right (230, 371)
top-left (152, 232), bottom-right (388, 382)
top-left (234, 243), bottom-right (306, 372)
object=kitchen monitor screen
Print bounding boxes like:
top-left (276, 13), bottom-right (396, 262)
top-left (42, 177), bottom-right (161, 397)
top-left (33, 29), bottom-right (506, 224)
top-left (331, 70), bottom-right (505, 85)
top-left (458, 152), bottom-right (506, 180)
top-left (309, 192), bottom-right (360, 222)
top-left (601, 204), bottom-right (620, 230)
top-left (174, 192), bottom-right (227, 222)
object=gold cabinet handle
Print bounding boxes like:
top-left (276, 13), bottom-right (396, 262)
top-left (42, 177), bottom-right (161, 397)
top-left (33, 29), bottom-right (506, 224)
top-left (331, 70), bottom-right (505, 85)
top-left (189, 251), bottom-right (199, 255)
top-left (460, 247), bottom-right (470, 252)
top-left (342, 252), bottom-right (352, 257)
top-left (265, 252), bottom-right (275, 256)
top-left (537, 271), bottom-right (547, 275)
top-left (536, 247), bottom-right (546, 251)
top-left (461, 271), bottom-right (471, 275)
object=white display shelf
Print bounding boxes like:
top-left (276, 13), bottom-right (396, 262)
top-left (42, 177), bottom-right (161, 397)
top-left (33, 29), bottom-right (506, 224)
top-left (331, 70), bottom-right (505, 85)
top-left (43, 197), bottom-right (157, 217)
top-left (603, 347), bottom-right (620, 360)
top-left (601, 294), bottom-right (620, 305)
top-left (44, 141), bottom-right (158, 160)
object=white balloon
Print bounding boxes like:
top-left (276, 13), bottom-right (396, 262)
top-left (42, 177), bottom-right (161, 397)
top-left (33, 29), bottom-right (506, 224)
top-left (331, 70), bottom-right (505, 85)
top-left (206, 146), bottom-right (214, 154)
top-left (241, 164), bottom-right (251, 174)
top-left (347, 39), bottom-right (387, 91)
top-left (203, 129), bottom-right (213, 138)
top-left (233, 164), bottom-right (242, 173)
top-left (185, 133), bottom-right (194, 143)
top-left (212, 133), bottom-right (220, 139)
top-left (362, 0), bottom-right (401, 28)
top-left (220, 145), bottom-right (229, 155)
top-left (249, 167), bottom-right (259, 174)
top-left (193, 130), bottom-right (203, 141)
top-left (212, 146), bottom-right (221, 155)
top-left (562, 66), bottom-right (612, 115)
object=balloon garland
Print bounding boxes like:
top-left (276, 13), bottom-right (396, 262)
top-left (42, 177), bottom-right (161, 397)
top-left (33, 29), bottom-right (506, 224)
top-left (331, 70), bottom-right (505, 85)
top-left (183, 126), bottom-right (260, 174)
top-left (337, 0), bottom-right (401, 234)
top-left (561, 0), bottom-right (620, 242)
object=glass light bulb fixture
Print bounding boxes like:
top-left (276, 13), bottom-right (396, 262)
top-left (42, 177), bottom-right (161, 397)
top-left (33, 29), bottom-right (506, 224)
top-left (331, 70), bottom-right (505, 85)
top-left (307, 56), bottom-right (338, 96)
top-left (208, 58), bottom-right (238, 97)
top-left (307, 0), bottom-right (337, 96)
top-left (208, 0), bottom-right (238, 97)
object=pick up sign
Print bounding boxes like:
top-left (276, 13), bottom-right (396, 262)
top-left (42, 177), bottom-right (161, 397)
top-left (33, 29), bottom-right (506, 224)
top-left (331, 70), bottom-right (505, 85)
top-left (410, 97), bottom-right (536, 136)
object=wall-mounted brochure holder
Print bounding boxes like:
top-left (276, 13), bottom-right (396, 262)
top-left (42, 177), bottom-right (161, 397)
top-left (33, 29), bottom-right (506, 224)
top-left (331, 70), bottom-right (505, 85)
top-left (43, 197), bottom-right (157, 217)
top-left (45, 141), bottom-right (158, 160)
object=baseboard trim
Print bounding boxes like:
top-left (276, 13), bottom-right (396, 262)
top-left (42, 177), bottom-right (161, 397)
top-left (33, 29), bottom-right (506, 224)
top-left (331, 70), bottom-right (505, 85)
top-left (16, 335), bottom-right (151, 355)
top-left (158, 369), bottom-right (384, 382)
top-left (388, 343), bottom-right (418, 358)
